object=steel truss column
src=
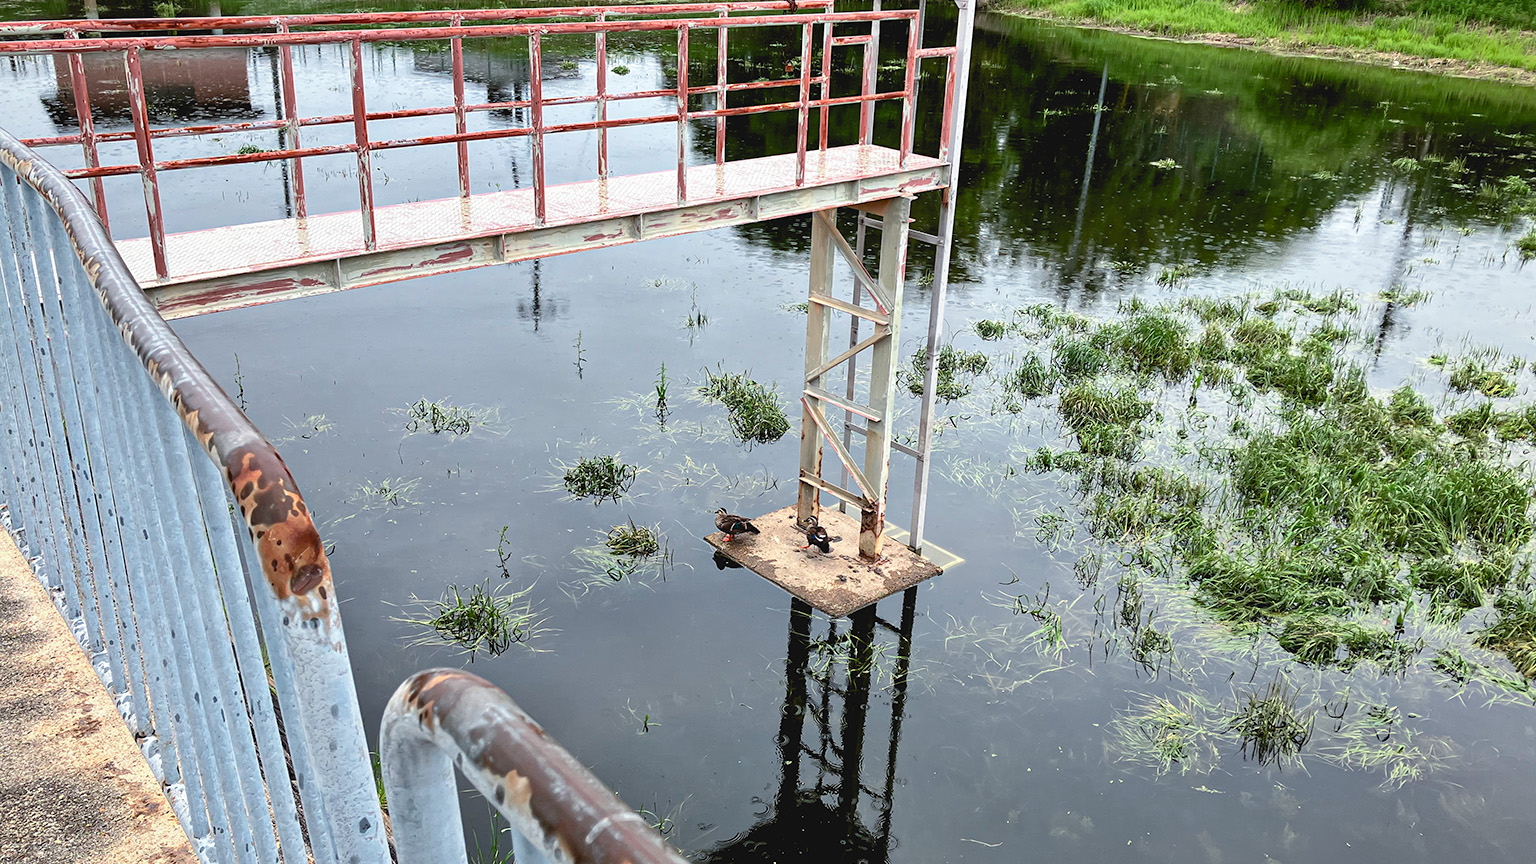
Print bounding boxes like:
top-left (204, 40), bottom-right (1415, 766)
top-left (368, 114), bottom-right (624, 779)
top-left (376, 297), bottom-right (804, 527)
top-left (798, 198), bottom-right (910, 561)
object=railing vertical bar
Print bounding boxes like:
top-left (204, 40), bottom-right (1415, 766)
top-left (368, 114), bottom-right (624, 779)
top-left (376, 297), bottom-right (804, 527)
top-left (241, 522), bottom-right (339, 864)
top-left (714, 11), bottom-right (727, 166)
top-left (0, 169), bottom-right (46, 551)
top-left (70, 274), bottom-right (183, 789)
top-left (596, 13), bottom-right (608, 177)
top-left (795, 21), bottom-right (811, 186)
top-left (119, 367), bottom-right (244, 864)
top-left (818, 19), bottom-right (832, 151)
top-left (64, 48), bottom-right (109, 229)
top-left (898, 16), bottom-right (917, 167)
top-left (41, 208), bottom-right (150, 731)
top-left (349, 39), bottom-right (376, 250)
top-left (451, 25), bottom-right (470, 199)
top-left (276, 28), bottom-right (307, 220)
top-left (148, 404), bottom-right (274, 864)
top-left (123, 47), bottom-right (168, 279)
top-left (0, 172), bottom-right (80, 623)
top-left (675, 25), bottom-right (689, 204)
top-left (860, 0), bottom-right (880, 144)
top-left (23, 184), bottom-right (118, 674)
top-left (528, 33), bottom-right (546, 225)
top-left (190, 449), bottom-right (307, 864)
top-left (85, 317), bottom-right (212, 847)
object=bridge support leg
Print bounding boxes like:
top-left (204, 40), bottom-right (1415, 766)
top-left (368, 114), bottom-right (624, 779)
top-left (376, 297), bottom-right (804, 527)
top-left (796, 198), bottom-right (910, 561)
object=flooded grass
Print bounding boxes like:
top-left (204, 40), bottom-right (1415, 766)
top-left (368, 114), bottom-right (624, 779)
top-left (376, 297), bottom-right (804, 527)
top-left (697, 368), bottom-right (790, 444)
top-left (394, 579), bottom-right (547, 661)
top-left (1227, 681), bottom-right (1314, 768)
top-left (606, 518), bottom-right (661, 558)
top-left (400, 397), bottom-right (500, 437)
top-left (563, 454), bottom-right (639, 504)
top-left (957, 288), bottom-right (1536, 686)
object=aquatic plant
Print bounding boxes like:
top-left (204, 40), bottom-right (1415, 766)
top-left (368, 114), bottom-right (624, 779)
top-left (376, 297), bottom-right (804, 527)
top-left (564, 454), bottom-right (638, 503)
top-left (698, 368), bottom-right (791, 443)
top-left (394, 579), bottom-right (547, 660)
top-left (1052, 336), bottom-right (1111, 381)
top-left (1476, 591), bottom-right (1536, 677)
top-left (974, 319), bottom-right (1009, 340)
top-left (1448, 358), bottom-right (1517, 397)
top-left (1058, 380), bottom-right (1152, 429)
top-left (904, 345), bottom-right (989, 401)
top-left (403, 398), bottom-right (496, 436)
top-left (1007, 353), bottom-right (1055, 398)
top-left (1227, 681), bottom-right (1313, 767)
top-left (1517, 229), bottom-right (1536, 262)
top-left (606, 518), bottom-right (661, 558)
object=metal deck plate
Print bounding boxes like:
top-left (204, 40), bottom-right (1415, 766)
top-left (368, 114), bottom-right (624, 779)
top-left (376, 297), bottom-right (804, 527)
top-left (705, 505), bottom-right (945, 617)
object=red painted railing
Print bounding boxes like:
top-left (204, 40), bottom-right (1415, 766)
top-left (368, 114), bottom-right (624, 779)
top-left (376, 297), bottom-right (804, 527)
top-left (0, 4), bottom-right (958, 281)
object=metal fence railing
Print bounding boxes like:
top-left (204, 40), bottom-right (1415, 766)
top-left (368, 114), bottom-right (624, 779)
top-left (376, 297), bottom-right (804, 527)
top-left (381, 669), bottom-right (691, 864)
top-left (0, 126), bottom-right (386, 864)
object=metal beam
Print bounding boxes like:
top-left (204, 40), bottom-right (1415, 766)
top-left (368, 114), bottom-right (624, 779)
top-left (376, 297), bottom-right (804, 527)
top-left (138, 162), bottom-right (947, 319)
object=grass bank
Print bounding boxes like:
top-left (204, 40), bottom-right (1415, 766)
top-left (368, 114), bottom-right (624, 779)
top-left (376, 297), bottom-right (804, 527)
top-left (991, 0), bottom-right (1536, 81)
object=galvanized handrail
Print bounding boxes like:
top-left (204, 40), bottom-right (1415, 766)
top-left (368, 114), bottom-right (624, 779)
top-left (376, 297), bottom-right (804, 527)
top-left (381, 669), bottom-right (690, 864)
top-left (0, 127), bottom-right (386, 864)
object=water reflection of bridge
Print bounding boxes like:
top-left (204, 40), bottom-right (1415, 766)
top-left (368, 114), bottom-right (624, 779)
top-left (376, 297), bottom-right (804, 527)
top-left (706, 589), bottom-right (917, 863)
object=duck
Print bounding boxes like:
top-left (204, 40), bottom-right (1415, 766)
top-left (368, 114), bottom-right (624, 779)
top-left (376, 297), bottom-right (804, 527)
top-left (715, 508), bottom-right (760, 542)
top-left (799, 516), bottom-right (831, 553)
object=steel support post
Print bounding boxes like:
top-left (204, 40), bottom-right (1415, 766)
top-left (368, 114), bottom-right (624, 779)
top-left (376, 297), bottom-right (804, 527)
top-left (909, 0), bottom-right (975, 552)
top-left (860, 195), bottom-right (909, 558)
top-left (797, 208), bottom-right (837, 526)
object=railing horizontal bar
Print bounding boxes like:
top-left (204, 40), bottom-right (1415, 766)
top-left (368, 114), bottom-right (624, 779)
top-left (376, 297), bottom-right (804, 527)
top-left (915, 46), bottom-right (956, 58)
top-left (0, 1), bottom-right (835, 34)
top-left (0, 10), bottom-right (919, 52)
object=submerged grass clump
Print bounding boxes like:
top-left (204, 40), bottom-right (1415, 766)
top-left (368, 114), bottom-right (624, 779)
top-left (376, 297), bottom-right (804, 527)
top-left (699, 368), bottom-right (791, 444)
top-left (606, 518), bottom-right (661, 558)
top-left (403, 397), bottom-right (497, 436)
top-left (1476, 591), bottom-right (1536, 677)
top-left (974, 319), bottom-right (1009, 340)
top-left (1227, 681), bottom-right (1313, 768)
top-left (1007, 353), bottom-right (1055, 399)
top-left (1449, 358), bottom-right (1517, 398)
top-left (564, 455), bottom-right (638, 503)
top-left (394, 580), bottom-right (546, 660)
top-left (905, 345), bottom-right (990, 401)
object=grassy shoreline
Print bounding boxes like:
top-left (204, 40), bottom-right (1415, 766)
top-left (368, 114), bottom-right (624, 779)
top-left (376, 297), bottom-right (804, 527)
top-left (990, 0), bottom-right (1536, 84)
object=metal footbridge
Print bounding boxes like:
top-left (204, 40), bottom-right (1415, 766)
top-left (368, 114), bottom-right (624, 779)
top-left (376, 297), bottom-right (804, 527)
top-left (0, 2), bottom-right (975, 862)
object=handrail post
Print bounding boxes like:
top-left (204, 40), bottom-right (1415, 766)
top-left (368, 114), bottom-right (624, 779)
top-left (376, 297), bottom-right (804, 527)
top-left (382, 669), bottom-right (691, 864)
top-left (529, 32), bottom-right (546, 225)
top-left (123, 46), bottom-right (168, 278)
top-left (350, 38), bottom-right (377, 249)
top-left (676, 24), bottom-right (689, 204)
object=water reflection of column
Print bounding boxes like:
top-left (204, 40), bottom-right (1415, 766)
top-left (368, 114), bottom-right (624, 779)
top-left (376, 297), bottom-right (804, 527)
top-left (1066, 61), bottom-right (1109, 266)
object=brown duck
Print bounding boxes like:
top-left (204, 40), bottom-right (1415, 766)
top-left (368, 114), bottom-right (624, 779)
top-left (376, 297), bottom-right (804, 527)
top-left (715, 508), bottom-right (760, 541)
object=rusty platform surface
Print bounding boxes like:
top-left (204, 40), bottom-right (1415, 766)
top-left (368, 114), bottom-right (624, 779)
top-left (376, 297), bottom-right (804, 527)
top-left (119, 144), bottom-right (947, 318)
top-left (706, 505), bottom-right (945, 617)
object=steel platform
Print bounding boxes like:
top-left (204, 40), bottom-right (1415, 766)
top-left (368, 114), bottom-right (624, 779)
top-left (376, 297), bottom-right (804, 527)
top-left (122, 145), bottom-right (946, 318)
top-left (706, 504), bottom-right (959, 618)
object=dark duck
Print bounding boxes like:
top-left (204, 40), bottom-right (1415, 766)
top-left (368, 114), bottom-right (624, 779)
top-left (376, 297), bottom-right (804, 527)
top-left (715, 508), bottom-right (760, 542)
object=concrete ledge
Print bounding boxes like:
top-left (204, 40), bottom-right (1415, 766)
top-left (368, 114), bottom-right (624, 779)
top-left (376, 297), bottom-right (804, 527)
top-left (0, 529), bottom-right (199, 864)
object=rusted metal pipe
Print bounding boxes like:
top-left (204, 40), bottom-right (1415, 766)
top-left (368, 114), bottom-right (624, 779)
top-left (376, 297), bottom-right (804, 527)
top-left (381, 669), bottom-right (690, 864)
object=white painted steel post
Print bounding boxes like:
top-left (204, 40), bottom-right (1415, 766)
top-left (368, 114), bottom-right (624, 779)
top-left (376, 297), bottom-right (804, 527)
top-left (798, 209), bottom-right (836, 526)
top-left (910, 0), bottom-right (976, 552)
top-left (861, 196), bottom-right (910, 559)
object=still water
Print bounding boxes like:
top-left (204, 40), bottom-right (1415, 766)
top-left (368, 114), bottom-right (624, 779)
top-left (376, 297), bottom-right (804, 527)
top-left (5, 2), bottom-right (1536, 861)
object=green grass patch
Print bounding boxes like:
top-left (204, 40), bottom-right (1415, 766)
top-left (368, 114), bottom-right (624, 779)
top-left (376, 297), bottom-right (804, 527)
top-left (1449, 358), bottom-right (1517, 397)
top-left (994, 0), bottom-right (1536, 73)
top-left (394, 580), bottom-right (547, 660)
top-left (905, 345), bottom-right (991, 401)
top-left (699, 368), bottom-right (791, 443)
top-left (564, 454), bottom-right (638, 503)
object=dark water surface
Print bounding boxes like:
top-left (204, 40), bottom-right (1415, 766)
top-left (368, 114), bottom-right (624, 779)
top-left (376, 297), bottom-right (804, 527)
top-left (5, 3), bottom-right (1536, 861)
